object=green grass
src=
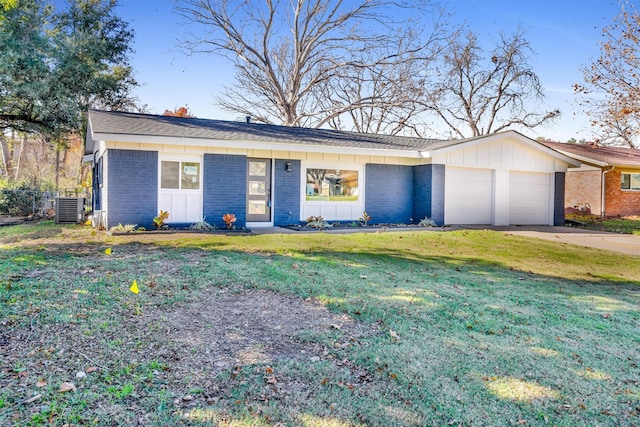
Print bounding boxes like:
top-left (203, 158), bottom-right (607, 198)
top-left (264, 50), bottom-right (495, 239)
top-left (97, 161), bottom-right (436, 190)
top-left (567, 214), bottom-right (640, 234)
top-left (0, 224), bottom-right (638, 426)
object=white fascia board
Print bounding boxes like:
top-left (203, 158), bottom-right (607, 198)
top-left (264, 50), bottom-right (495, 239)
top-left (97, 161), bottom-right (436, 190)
top-left (421, 130), bottom-right (581, 167)
top-left (552, 151), bottom-right (608, 168)
top-left (91, 132), bottom-right (423, 158)
top-left (82, 154), bottom-right (93, 164)
top-left (84, 118), bottom-right (95, 156)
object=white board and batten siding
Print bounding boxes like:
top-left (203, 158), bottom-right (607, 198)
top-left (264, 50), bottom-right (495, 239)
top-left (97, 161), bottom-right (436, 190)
top-left (433, 136), bottom-right (559, 226)
top-left (157, 154), bottom-right (203, 223)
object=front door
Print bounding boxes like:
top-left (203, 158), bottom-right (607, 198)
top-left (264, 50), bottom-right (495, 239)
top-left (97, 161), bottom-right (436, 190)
top-left (246, 158), bottom-right (272, 222)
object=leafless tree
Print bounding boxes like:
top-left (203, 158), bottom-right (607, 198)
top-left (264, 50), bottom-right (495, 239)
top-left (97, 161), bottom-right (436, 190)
top-left (176, 0), bottom-right (451, 133)
top-left (314, 26), bottom-right (441, 136)
top-left (575, 3), bottom-right (640, 149)
top-left (421, 29), bottom-right (560, 139)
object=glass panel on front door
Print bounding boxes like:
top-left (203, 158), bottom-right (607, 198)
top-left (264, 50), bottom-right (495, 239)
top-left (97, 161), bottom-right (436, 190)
top-left (247, 159), bottom-right (271, 222)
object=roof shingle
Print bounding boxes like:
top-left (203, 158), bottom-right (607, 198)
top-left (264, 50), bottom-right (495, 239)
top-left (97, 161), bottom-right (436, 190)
top-left (88, 110), bottom-right (445, 152)
top-left (542, 141), bottom-right (640, 167)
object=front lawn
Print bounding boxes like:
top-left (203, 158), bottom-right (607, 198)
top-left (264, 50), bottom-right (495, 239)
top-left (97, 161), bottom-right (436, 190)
top-left (566, 214), bottom-right (640, 235)
top-left (1, 224), bottom-right (638, 426)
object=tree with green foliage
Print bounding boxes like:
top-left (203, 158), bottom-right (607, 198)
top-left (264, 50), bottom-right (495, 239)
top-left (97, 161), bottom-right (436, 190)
top-left (0, 0), bottom-right (138, 135)
top-left (0, 0), bottom-right (139, 186)
top-left (0, 0), bottom-right (17, 12)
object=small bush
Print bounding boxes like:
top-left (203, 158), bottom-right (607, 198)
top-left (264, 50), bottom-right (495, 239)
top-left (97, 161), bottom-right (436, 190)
top-left (0, 187), bottom-right (39, 216)
top-left (359, 211), bottom-right (371, 226)
top-left (153, 210), bottom-right (169, 229)
top-left (418, 217), bottom-right (437, 227)
top-left (109, 224), bottom-right (138, 233)
top-left (305, 215), bottom-right (332, 229)
top-left (222, 213), bottom-right (236, 230)
top-left (189, 217), bottom-right (215, 231)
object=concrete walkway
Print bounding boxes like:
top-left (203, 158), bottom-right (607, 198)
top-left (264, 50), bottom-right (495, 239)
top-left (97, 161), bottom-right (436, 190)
top-left (462, 225), bottom-right (640, 257)
top-left (251, 224), bottom-right (640, 256)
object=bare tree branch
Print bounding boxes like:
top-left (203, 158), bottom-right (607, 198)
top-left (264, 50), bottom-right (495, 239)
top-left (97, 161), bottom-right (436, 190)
top-left (575, 2), bottom-right (640, 148)
top-left (420, 28), bottom-right (560, 138)
top-left (177, 0), bottom-right (452, 134)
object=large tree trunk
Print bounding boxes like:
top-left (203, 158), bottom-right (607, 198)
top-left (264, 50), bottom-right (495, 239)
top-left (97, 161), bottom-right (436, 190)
top-left (13, 135), bottom-right (25, 180)
top-left (55, 147), bottom-right (60, 191)
top-left (0, 131), bottom-right (14, 180)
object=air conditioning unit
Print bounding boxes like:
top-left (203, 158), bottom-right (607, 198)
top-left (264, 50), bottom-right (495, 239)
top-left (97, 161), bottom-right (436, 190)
top-left (55, 197), bottom-right (85, 224)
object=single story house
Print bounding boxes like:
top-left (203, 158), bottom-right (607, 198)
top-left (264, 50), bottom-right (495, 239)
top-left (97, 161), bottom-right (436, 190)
top-left (84, 110), bottom-right (579, 230)
top-left (542, 141), bottom-right (640, 217)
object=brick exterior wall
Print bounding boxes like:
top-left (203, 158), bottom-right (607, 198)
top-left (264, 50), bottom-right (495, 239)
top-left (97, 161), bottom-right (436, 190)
top-left (412, 165), bottom-right (431, 222)
top-left (554, 172), bottom-right (565, 226)
top-left (412, 164), bottom-right (445, 226)
top-left (203, 154), bottom-right (247, 228)
top-left (365, 164), bottom-right (413, 224)
top-left (429, 164), bottom-right (445, 225)
top-left (274, 159), bottom-right (301, 226)
top-left (565, 169), bottom-right (602, 214)
top-left (107, 149), bottom-right (158, 229)
top-left (604, 170), bottom-right (640, 217)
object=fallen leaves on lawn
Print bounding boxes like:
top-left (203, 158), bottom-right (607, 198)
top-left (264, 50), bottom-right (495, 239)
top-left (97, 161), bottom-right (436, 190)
top-left (24, 394), bottom-right (42, 404)
top-left (59, 382), bottom-right (76, 393)
top-left (389, 329), bottom-right (399, 341)
top-left (264, 366), bottom-right (277, 384)
top-left (36, 380), bottom-right (47, 388)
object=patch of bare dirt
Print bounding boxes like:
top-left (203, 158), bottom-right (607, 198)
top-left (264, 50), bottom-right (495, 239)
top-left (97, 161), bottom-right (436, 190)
top-left (140, 289), bottom-right (371, 373)
top-left (127, 289), bottom-right (377, 410)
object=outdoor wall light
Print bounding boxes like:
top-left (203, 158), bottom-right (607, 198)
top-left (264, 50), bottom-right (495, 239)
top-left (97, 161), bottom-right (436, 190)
top-left (285, 162), bottom-right (292, 172)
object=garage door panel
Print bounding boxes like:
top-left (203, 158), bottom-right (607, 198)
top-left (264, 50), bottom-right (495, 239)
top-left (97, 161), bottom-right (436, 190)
top-left (509, 171), bottom-right (550, 225)
top-left (445, 167), bottom-right (493, 225)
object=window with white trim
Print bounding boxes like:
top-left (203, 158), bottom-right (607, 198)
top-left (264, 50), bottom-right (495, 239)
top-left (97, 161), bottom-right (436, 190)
top-left (621, 173), bottom-right (640, 191)
top-left (161, 161), bottom-right (200, 190)
top-left (305, 168), bottom-right (358, 202)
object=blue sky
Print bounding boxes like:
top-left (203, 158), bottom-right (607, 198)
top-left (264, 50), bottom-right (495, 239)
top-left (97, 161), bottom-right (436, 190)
top-left (110, 0), bottom-right (624, 142)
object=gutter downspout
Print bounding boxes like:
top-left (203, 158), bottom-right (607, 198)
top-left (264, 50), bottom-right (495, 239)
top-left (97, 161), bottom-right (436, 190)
top-left (601, 166), bottom-right (614, 218)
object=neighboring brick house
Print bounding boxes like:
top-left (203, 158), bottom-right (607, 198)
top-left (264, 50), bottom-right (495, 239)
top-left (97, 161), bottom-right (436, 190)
top-left (543, 142), bottom-right (640, 217)
top-left (85, 110), bottom-right (578, 230)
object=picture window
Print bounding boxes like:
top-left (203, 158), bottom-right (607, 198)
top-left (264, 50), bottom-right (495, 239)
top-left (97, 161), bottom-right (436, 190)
top-left (305, 168), bottom-right (358, 202)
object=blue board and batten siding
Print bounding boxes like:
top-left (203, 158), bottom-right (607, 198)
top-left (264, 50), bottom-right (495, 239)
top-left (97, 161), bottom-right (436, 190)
top-left (107, 149), bottom-right (158, 228)
top-left (274, 159), bottom-right (301, 226)
top-left (364, 164), bottom-right (414, 224)
top-left (203, 154), bottom-right (247, 228)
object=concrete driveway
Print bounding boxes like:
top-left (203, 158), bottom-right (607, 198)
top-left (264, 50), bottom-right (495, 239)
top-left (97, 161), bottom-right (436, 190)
top-left (462, 225), bottom-right (640, 256)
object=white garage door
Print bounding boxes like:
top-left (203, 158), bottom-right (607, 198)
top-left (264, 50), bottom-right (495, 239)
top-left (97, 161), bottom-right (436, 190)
top-left (509, 171), bottom-right (551, 225)
top-left (445, 167), bottom-right (493, 224)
